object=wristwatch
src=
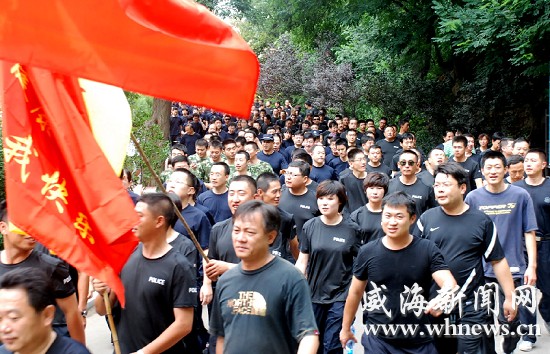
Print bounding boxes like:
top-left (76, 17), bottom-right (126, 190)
top-left (81, 310), bottom-right (87, 318)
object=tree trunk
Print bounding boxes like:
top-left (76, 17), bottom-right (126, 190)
top-left (151, 98), bottom-right (171, 140)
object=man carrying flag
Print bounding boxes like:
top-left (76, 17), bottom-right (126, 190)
top-left (93, 193), bottom-right (197, 354)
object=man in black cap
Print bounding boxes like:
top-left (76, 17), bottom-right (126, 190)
top-left (257, 134), bottom-right (288, 175)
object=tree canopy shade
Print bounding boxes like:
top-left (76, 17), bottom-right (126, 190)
top-left (242, 0), bottom-right (549, 146)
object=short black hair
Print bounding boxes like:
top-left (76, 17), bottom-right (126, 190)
top-left (195, 139), bottom-right (209, 148)
top-left (399, 149), bottom-right (419, 161)
top-left (212, 162), bottom-right (230, 176)
top-left (233, 200), bottom-right (281, 236)
top-left (230, 175), bottom-right (257, 194)
top-left (434, 162), bottom-right (468, 186)
top-left (256, 172), bottom-right (279, 192)
top-left (363, 172), bottom-right (390, 195)
top-left (170, 155), bottom-right (189, 167)
top-left (235, 150), bottom-right (250, 161)
top-left (210, 140), bottom-right (223, 150)
top-left (480, 150), bottom-right (507, 169)
top-left (291, 149), bottom-right (313, 166)
top-left (138, 193), bottom-right (175, 230)
top-left (288, 160), bottom-right (311, 177)
top-left (382, 191), bottom-right (416, 218)
top-left (335, 138), bottom-right (348, 148)
top-left (452, 135), bottom-right (468, 147)
top-left (171, 143), bottom-right (188, 155)
top-left (526, 148), bottom-right (547, 161)
top-left (316, 180), bottom-right (347, 212)
top-left (347, 148), bottom-right (364, 161)
top-left (0, 268), bottom-right (55, 313)
top-left (506, 155), bottom-right (524, 167)
top-left (361, 136), bottom-right (375, 144)
top-left (513, 137), bottom-right (530, 147)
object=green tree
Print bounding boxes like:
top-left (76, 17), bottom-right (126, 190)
top-left (125, 93), bottom-right (169, 187)
top-left (242, 0), bottom-right (549, 145)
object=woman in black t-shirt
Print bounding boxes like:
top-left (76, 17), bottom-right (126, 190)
top-left (296, 180), bottom-right (362, 354)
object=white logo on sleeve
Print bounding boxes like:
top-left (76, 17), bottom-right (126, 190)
top-left (430, 227), bottom-right (440, 232)
top-left (333, 237), bottom-right (346, 243)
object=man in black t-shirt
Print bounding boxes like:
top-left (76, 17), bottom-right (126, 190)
top-left (340, 192), bottom-right (456, 353)
top-left (449, 136), bottom-right (482, 195)
top-left (93, 193), bottom-right (196, 354)
top-left (210, 201), bottom-right (319, 353)
top-left (515, 149), bottom-right (550, 345)
top-left (279, 161), bottom-right (320, 242)
top-left (0, 201), bottom-right (85, 345)
top-left (0, 268), bottom-right (91, 354)
top-left (414, 163), bottom-right (516, 354)
top-left (365, 144), bottom-right (392, 177)
top-left (376, 126), bottom-right (400, 167)
top-left (388, 150), bottom-right (437, 221)
top-left (257, 172), bottom-right (299, 262)
top-left (340, 148), bottom-right (368, 214)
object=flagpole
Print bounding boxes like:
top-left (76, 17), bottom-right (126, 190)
top-left (103, 292), bottom-right (121, 354)
top-left (129, 132), bottom-right (209, 262)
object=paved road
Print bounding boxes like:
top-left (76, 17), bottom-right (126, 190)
top-left (85, 300), bottom-right (550, 354)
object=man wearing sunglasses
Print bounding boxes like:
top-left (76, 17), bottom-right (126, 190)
top-left (388, 150), bottom-right (437, 225)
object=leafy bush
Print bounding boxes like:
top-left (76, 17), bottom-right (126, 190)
top-left (124, 93), bottom-right (169, 187)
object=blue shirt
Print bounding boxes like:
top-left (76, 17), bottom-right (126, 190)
top-left (197, 190), bottom-right (232, 223)
top-left (257, 151), bottom-right (288, 175)
top-left (310, 164), bottom-right (338, 183)
top-left (174, 204), bottom-right (212, 249)
top-left (465, 185), bottom-right (537, 279)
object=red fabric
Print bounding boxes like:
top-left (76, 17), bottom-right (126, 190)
top-left (2, 62), bottom-right (139, 306)
top-left (0, 0), bottom-right (258, 117)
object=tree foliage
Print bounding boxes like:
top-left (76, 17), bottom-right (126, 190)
top-left (125, 93), bottom-right (169, 187)
top-left (239, 0), bottom-right (549, 146)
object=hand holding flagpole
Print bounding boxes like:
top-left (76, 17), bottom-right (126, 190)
top-left (129, 132), bottom-right (209, 262)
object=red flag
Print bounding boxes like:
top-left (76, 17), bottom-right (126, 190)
top-left (0, 0), bottom-right (259, 117)
top-left (2, 62), bottom-right (139, 306)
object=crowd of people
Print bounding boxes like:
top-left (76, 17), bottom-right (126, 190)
top-left (0, 99), bottom-right (549, 354)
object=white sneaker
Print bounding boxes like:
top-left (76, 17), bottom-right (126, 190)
top-left (518, 340), bottom-right (533, 352)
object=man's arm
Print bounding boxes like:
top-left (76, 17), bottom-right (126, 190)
top-left (524, 230), bottom-right (537, 285)
top-left (200, 255), bottom-right (214, 305)
top-left (491, 257), bottom-right (517, 321)
top-left (57, 293), bottom-right (86, 344)
top-left (136, 307), bottom-right (194, 354)
top-left (216, 336), bottom-right (224, 354)
top-left (92, 278), bottom-right (117, 316)
top-left (339, 276), bottom-right (366, 348)
top-left (77, 272), bottom-right (90, 327)
top-left (295, 252), bottom-right (309, 276)
top-left (289, 237), bottom-right (299, 261)
top-left (474, 178), bottom-right (483, 189)
top-left (205, 260), bottom-right (237, 281)
top-left (431, 269), bottom-right (457, 290)
top-left (427, 270), bottom-right (457, 316)
top-left (297, 335), bottom-right (319, 354)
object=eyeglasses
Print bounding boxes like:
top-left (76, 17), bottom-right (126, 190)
top-left (167, 179), bottom-right (193, 187)
top-left (353, 158), bottom-right (367, 162)
top-left (398, 160), bottom-right (416, 166)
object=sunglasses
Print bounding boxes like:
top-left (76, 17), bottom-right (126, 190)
top-left (399, 160), bottom-right (416, 166)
